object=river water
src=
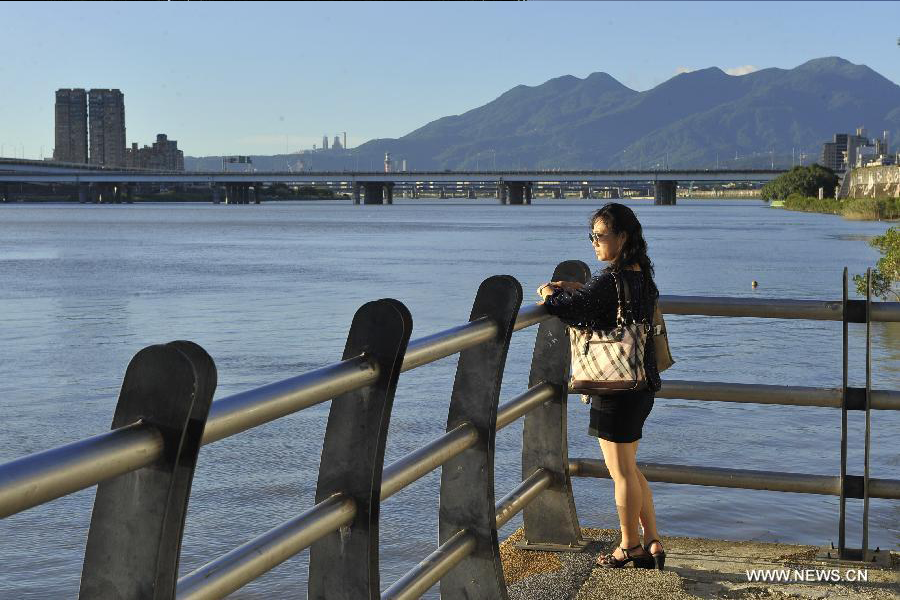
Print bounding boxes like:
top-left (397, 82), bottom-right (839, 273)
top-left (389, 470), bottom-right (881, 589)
top-left (0, 199), bottom-right (896, 598)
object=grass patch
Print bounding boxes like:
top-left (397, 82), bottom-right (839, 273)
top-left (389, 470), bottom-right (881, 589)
top-left (778, 194), bottom-right (900, 221)
top-left (842, 197), bottom-right (900, 220)
top-left (783, 194), bottom-right (842, 214)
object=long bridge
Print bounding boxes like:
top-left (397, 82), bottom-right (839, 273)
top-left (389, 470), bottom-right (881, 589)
top-left (0, 158), bottom-right (786, 205)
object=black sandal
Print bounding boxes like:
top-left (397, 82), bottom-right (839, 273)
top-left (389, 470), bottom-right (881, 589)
top-left (596, 543), bottom-right (655, 569)
top-left (644, 539), bottom-right (666, 570)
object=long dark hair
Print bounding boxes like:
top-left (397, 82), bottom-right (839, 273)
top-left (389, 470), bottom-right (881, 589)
top-left (590, 202), bottom-right (656, 284)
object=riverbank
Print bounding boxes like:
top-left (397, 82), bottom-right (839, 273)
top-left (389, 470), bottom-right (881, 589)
top-left (773, 195), bottom-right (900, 221)
top-left (678, 189), bottom-right (761, 199)
top-left (501, 527), bottom-right (899, 600)
top-left (0, 186), bottom-right (346, 203)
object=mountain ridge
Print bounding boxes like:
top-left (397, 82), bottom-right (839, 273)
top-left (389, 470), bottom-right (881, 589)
top-left (186, 57), bottom-right (900, 171)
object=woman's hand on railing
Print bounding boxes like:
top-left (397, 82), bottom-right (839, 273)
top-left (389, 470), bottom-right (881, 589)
top-left (537, 280), bottom-right (583, 303)
top-left (552, 280), bottom-right (584, 292)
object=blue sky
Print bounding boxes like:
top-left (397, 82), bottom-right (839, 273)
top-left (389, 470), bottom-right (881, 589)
top-left (2, 1), bottom-right (899, 158)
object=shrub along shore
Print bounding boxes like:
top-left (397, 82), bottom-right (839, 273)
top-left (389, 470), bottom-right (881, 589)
top-left (778, 194), bottom-right (900, 221)
top-left (762, 164), bottom-right (899, 221)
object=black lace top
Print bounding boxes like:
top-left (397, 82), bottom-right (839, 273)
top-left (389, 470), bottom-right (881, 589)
top-left (543, 269), bottom-right (662, 393)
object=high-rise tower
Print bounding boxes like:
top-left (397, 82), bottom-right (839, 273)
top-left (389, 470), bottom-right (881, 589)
top-left (53, 89), bottom-right (88, 163)
top-left (88, 89), bottom-right (126, 166)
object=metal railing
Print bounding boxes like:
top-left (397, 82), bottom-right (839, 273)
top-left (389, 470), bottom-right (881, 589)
top-left (1, 260), bottom-right (898, 599)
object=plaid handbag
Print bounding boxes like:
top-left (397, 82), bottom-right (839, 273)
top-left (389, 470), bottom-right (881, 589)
top-left (567, 272), bottom-right (650, 396)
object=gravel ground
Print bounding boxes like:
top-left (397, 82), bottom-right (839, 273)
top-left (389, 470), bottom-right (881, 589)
top-left (499, 527), bottom-right (900, 600)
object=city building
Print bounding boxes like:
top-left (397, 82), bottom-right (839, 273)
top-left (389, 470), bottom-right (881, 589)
top-left (88, 89), bottom-right (126, 167)
top-left (322, 135), bottom-right (329, 151)
top-left (820, 128), bottom-right (872, 172)
top-left (124, 133), bottom-right (184, 171)
top-left (332, 135), bottom-right (343, 150)
top-left (821, 141), bottom-right (840, 171)
top-left (53, 89), bottom-right (88, 163)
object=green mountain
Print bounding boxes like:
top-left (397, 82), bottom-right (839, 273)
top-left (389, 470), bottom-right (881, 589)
top-left (187, 57), bottom-right (900, 171)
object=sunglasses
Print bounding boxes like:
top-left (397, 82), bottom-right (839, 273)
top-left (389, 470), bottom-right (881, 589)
top-left (589, 232), bottom-right (612, 243)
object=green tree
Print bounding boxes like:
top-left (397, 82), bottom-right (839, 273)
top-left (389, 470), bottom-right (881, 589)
top-left (854, 227), bottom-right (899, 301)
top-left (760, 164), bottom-right (839, 202)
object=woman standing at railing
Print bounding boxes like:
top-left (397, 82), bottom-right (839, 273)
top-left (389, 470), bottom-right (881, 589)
top-left (538, 202), bottom-right (665, 570)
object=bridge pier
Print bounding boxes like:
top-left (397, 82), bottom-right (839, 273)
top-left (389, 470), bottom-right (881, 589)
top-left (95, 183), bottom-right (109, 203)
top-left (654, 180), bottom-right (677, 205)
top-left (212, 186), bottom-right (221, 204)
top-left (506, 182), bottom-right (533, 205)
top-left (253, 183), bottom-right (263, 204)
top-left (506, 183), bottom-right (523, 205)
top-left (552, 187), bottom-right (563, 199)
top-left (581, 186), bottom-right (590, 199)
top-left (124, 184), bottom-right (134, 203)
top-left (384, 182), bottom-right (394, 205)
top-left (352, 184), bottom-right (361, 204)
top-left (439, 187), bottom-right (446, 199)
top-left (0, 183), bottom-right (7, 203)
top-left (498, 184), bottom-right (507, 204)
top-left (411, 185), bottom-right (419, 199)
top-left (467, 187), bottom-right (476, 199)
top-left (363, 182), bottom-right (383, 205)
top-left (77, 183), bottom-right (88, 203)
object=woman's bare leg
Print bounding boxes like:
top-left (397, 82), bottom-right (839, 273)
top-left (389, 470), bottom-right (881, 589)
top-left (598, 438), bottom-right (646, 556)
top-left (633, 441), bottom-right (662, 552)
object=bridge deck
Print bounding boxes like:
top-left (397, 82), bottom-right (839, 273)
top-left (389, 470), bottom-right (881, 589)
top-left (0, 158), bottom-right (786, 184)
top-left (500, 527), bottom-right (898, 600)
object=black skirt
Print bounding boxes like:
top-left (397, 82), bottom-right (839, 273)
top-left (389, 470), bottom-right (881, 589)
top-left (587, 389), bottom-right (654, 443)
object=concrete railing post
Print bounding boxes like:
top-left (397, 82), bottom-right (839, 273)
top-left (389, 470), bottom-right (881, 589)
top-left (308, 299), bottom-right (413, 599)
top-left (520, 260), bottom-right (591, 551)
top-left (439, 275), bottom-right (522, 600)
top-left (79, 341), bottom-right (217, 600)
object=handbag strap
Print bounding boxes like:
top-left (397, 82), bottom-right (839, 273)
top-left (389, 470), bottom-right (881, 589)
top-left (616, 270), bottom-right (651, 327)
top-left (611, 271), bottom-right (627, 327)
